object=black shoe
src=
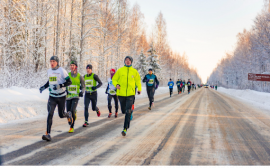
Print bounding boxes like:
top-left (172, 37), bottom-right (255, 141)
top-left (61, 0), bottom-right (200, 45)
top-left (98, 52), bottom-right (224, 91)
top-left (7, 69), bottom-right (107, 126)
top-left (122, 129), bottom-right (127, 136)
top-left (42, 134), bottom-right (51, 141)
top-left (66, 111), bottom-right (73, 125)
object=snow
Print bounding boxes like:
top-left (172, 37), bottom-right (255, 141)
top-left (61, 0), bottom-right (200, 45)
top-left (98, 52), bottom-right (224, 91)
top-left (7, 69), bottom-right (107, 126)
top-left (0, 86), bottom-right (173, 124)
top-left (217, 87), bottom-right (270, 111)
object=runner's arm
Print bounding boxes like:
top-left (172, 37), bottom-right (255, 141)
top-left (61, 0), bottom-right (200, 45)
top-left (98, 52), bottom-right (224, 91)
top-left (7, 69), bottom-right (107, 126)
top-left (94, 74), bottom-right (103, 89)
top-left (80, 75), bottom-right (85, 93)
top-left (142, 75), bottom-right (147, 83)
top-left (155, 76), bottom-right (159, 86)
top-left (42, 80), bottom-right (49, 89)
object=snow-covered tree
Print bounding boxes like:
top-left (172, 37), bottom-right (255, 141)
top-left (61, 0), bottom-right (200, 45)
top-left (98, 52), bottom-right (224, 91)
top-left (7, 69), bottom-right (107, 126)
top-left (134, 50), bottom-right (148, 79)
top-left (147, 44), bottom-right (161, 74)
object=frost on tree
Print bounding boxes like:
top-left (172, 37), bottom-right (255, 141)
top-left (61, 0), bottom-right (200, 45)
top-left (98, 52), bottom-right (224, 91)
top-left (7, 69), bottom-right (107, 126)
top-left (146, 44), bottom-right (161, 74)
top-left (134, 50), bottom-right (148, 79)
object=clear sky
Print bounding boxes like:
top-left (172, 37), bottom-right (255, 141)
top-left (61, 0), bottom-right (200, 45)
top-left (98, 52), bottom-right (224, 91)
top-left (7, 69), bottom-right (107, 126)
top-left (129, 0), bottom-right (265, 83)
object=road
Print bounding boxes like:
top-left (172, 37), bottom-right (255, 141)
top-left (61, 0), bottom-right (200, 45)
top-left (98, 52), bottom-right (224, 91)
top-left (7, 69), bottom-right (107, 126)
top-left (1, 88), bottom-right (270, 165)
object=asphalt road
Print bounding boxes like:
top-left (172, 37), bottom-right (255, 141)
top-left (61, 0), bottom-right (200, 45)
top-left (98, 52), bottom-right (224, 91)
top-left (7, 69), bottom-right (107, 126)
top-left (1, 88), bottom-right (270, 165)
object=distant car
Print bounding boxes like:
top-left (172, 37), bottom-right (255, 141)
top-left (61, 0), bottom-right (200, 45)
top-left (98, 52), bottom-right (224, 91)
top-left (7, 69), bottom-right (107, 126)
top-left (204, 85), bottom-right (209, 88)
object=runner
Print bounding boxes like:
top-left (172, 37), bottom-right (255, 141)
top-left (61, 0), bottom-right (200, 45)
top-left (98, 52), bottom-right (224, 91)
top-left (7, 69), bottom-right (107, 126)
top-left (39, 56), bottom-right (72, 141)
top-left (83, 64), bottom-right (103, 127)
top-left (180, 79), bottom-right (183, 93)
top-left (143, 68), bottom-right (159, 110)
top-left (215, 85), bottom-right (218, 90)
top-left (182, 80), bottom-right (186, 93)
top-left (192, 82), bottom-right (195, 91)
top-left (176, 79), bottom-right (181, 94)
top-left (112, 56), bottom-right (142, 136)
top-left (187, 79), bottom-right (192, 94)
top-left (66, 60), bottom-right (85, 133)
top-left (105, 68), bottom-right (118, 118)
top-left (168, 79), bottom-right (174, 97)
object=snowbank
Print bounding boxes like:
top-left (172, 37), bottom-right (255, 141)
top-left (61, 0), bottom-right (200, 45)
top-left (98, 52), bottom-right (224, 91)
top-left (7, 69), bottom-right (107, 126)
top-left (0, 86), bottom-right (174, 124)
top-left (217, 87), bottom-right (270, 110)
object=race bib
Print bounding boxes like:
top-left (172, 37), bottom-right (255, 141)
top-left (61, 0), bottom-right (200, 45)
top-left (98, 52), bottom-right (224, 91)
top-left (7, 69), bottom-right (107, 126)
top-left (68, 85), bottom-right (77, 94)
top-left (188, 83), bottom-right (191, 86)
top-left (85, 80), bottom-right (93, 91)
top-left (170, 84), bottom-right (173, 86)
top-left (148, 79), bottom-right (154, 84)
top-left (177, 83), bottom-right (180, 85)
top-left (49, 75), bottom-right (58, 85)
top-left (109, 89), bottom-right (116, 95)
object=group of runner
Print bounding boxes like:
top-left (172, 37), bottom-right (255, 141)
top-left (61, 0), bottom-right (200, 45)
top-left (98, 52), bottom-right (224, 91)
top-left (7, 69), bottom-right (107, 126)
top-left (167, 78), bottom-right (196, 97)
top-left (39, 55), bottom-right (200, 141)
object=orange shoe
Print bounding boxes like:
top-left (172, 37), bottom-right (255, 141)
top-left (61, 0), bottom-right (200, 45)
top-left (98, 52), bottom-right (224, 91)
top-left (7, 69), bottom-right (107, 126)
top-left (96, 110), bottom-right (101, 117)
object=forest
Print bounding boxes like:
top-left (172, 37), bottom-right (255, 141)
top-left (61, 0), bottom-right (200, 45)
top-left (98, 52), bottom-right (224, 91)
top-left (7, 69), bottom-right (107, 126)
top-left (0, 0), bottom-right (202, 88)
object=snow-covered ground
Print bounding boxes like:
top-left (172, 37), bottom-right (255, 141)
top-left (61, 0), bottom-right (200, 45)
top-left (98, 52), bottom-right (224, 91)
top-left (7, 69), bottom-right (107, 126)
top-left (0, 86), bottom-right (176, 124)
top-left (217, 87), bottom-right (270, 111)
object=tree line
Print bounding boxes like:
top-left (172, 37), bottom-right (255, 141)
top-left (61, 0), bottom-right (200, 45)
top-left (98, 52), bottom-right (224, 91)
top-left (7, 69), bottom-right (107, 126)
top-left (208, 1), bottom-right (270, 92)
top-left (0, 0), bottom-right (201, 88)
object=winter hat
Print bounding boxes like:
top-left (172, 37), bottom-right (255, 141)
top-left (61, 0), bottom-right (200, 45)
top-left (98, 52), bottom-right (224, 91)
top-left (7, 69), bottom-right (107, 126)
top-left (86, 64), bottom-right (92, 69)
top-left (110, 68), bottom-right (116, 73)
top-left (70, 60), bottom-right (78, 67)
top-left (124, 56), bottom-right (133, 64)
top-left (50, 56), bottom-right (59, 65)
top-left (148, 68), bottom-right (153, 71)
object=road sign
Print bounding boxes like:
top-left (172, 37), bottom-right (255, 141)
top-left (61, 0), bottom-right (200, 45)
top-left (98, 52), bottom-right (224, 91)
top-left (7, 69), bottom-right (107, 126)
top-left (248, 73), bottom-right (270, 81)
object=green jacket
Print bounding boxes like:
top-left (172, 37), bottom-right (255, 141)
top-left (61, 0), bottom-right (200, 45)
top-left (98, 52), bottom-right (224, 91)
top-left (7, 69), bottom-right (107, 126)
top-left (112, 66), bottom-right (142, 96)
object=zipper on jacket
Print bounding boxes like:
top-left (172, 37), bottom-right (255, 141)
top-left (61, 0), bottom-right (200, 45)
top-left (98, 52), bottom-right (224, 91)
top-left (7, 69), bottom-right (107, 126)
top-left (126, 67), bottom-right (129, 96)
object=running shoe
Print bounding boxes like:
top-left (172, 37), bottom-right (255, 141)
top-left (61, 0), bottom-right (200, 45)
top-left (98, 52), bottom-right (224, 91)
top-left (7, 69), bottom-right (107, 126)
top-left (96, 110), bottom-right (101, 117)
top-left (83, 121), bottom-right (89, 127)
top-left (42, 133), bottom-right (51, 141)
top-left (108, 113), bottom-right (112, 118)
top-left (121, 129), bottom-right (127, 136)
top-left (148, 107), bottom-right (151, 110)
top-left (69, 128), bottom-right (74, 133)
top-left (67, 111), bottom-right (73, 125)
top-left (115, 112), bottom-right (118, 118)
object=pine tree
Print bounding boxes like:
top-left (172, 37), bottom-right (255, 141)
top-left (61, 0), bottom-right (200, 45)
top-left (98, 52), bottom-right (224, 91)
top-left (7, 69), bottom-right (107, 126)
top-left (134, 50), bottom-right (148, 79)
top-left (147, 44), bottom-right (161, 73)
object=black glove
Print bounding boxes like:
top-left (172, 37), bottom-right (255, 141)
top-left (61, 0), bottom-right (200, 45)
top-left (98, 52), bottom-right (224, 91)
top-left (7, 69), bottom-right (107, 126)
top-left (79, 92), bottom-right (83, 97)
top-left (91, 86), bottom-right (97, 91)
top-left (39, 86), bottom-right (46, 93)
top-left (53, 84), bottom-right (62, 90)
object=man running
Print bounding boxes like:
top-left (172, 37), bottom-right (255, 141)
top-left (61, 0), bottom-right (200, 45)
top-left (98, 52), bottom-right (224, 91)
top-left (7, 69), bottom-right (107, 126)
top-left (176, 79), bottom-right (181, 94)
top-left (112, 56), bottom-right (142, 136)
top-left (143, 68), bottom-right (159, 110)
top-left (182, 80), bottom-right (186, 93)
top-left (168, 79), bottom-right (174, 97)
top-left (83, 64), bottom-right (103, 127)
top-left (66, 60), bottom-right (85, 133)
top-left (39, 56), bottom-right (72, 141)
top-left (215, 85), bottom-right (217, 90)
top-left (106, 68), bottom-right (118, 118)
top-left (187, 79), bottom-right (192, 94)
top-left (192, 82), bottom-right (195, 91)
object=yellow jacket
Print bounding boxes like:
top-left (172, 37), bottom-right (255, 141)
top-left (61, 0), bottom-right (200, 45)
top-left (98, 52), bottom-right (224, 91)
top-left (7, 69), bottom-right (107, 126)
top-left (112, 66), bottom-right (142, 97)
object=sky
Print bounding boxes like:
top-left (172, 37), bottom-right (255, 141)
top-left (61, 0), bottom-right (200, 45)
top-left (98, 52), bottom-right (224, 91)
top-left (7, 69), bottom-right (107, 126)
top-left (129, 0), bottom-right (265, 83)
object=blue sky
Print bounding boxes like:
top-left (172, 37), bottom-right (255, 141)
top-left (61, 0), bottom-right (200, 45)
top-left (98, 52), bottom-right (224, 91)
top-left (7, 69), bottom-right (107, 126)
top-left (129, 0), bottom-right (265, 83)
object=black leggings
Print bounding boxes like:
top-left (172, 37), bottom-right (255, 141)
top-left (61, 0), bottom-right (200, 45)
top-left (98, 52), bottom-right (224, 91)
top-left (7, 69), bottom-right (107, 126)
top-left (108, 94), bottom-right (118, 113)
top-left (147, 87), bottom-right (155, 107)
top-left (84, 92), bottom-right (99, 122)
top-left (66, 98), bottom-right (79, 128)
top-left (169, 88), bottom-right (173, 96)
top-left (188, 86), bottom-right (191, 92)
top-left (47, 96), bottom-right (66, 134)
top-left (118, 96), bottom-right (135, 130)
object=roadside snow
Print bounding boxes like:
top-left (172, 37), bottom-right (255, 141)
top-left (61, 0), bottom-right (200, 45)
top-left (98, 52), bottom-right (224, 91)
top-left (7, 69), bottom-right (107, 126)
top-left (0, 86), bottom-right (175, 124)
top-left (217, 87), bottom-right (270, 111)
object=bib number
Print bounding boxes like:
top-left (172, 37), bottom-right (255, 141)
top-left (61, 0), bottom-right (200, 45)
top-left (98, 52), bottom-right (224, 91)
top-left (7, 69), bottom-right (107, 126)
top-left (109, 89), bottom-right (116, 95)
top-left (49, 75), bottom-right (58, 85)
top-left (85, 80), bottom-right (93, 91)
top-left (148, 79), bottom-right (154, 85)
top-left (170, 84), bottom-right (173, 86)
top-left (68, 85), bottom-right (77, 94)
